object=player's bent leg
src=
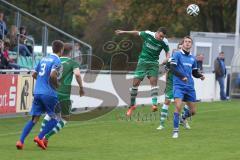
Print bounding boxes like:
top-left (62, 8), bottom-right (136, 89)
top-left (34, 114), bottom-right (58, 150)
top-left (16, 116), bottom-right (40, 150)
top-left (37, 114), bottom-right (58, 139)
top-left (33, 96), bottom-right (59, 149)
top-left (172, 98), bottom-right (182, 138)
top-left (186, 102), bottom-right (196, 116)
top-left (127, 78), bottom-right (142, 116)
top-left (180, 105), bottom-right (191, 129)
top-left (157, 99), bottom-right (171, 130)
top-left (40, 114), bottom-right (51, 132)
top-left (149, 76), bottom-right (158, 112)
top-left (44, 118), bottom-right (67, 144)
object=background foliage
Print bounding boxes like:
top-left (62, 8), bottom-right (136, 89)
top-left (3, 0), bottom-right (237, 66)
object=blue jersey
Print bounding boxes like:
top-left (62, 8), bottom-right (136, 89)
top-left (170, 50), bottom-right (197, 88)
top-left (34, 53), bottom-right (62, 97)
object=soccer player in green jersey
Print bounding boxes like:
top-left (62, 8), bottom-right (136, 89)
top-left (40, 43), bottom-right (84, 147)
top-left (157, 43), bottom-right (191, 130)
top-left (115, 27), bottom-right (170, 116)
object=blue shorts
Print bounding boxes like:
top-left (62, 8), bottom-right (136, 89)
top-left (173, 85), bottom-right (196, 102)
top-left (30, 94), bottom-right (59, 116)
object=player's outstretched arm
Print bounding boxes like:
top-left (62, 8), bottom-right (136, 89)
top-left (74, 68), bottom-right (84, 97)
top-left (115, 30), bottom-right (139, 36)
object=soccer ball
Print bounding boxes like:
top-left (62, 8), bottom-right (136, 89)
top-left (186, 4), bottom-right (200, 16)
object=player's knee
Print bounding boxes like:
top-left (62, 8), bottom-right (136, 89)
top-left (165, 100), bottom-right (171, 105)
top-left (191, 110), bottom-right (196, 116)
top-left (150, 80), bottom-right (157, 86)
top-left (133, 79), bottom-right (142, 87)
top-left (175, 106), bottom-right (181, 113)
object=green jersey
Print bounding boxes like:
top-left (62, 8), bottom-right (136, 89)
top-left (57, 57), bottom-right (80, 101)
top-left (139, 31), bottom-right (169, 63)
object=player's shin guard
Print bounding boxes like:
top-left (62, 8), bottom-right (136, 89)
top-left (173, 112), bottom-right (179, 132)
top-left (160, 104), bottom-right (169, 126)
top-left (151, 86), bottom-right (158, 106)
top-left (40, 114), bottom-right (51, 132)
top-left (182, 105), bottom-right (190, 120)
top-left (45, 119), bottom-right (67, 140)
top-left (130, 87), bottom-right (138, 106)
top-left (20, 120), bottom-right (36, 143)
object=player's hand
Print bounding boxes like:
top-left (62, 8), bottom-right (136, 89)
top-left (200, 76), bottom-right (205, 80)
top-left (115, 30), bottom-right (124, 35)
top-left (182, 77), bottom-right (188, 82)
top-left (160, 58), bottom-right (169, 66)
top-left (79, 87), bottom-right (84, 97)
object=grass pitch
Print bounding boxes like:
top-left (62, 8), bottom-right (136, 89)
top-left (0, 100), bottom-right (240, 160)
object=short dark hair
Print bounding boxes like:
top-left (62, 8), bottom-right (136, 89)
top-left (183, 36), bottom-right (193, 42)
top-left (63, 43), bottom-right (73, 56)
top-left (157, 27), bottom-right (167, 35)
top-left (19, 26), bottom-right (26, 34)
top-left (219, 51), bottom-right (224, 54)
top-left (52, 40), bottom-right (64, 53)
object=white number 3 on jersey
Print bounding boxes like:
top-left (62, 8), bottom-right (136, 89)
top-left (39, 63), bottom-right (46, 76)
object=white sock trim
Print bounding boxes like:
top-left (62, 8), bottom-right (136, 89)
top-left (53, 128), bottom-right (58, 133)
top-left (62, 119), bottom-right (67, 125)
top-left (44, 114), bottom-right (51, 121)
top-left (162, 104), bottom-right (169, 110)
top-left (184, 105), bottom-right (189, 110)
top-left (151, 86), bottom-right (159, 90)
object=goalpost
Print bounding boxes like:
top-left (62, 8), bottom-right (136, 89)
top-left (231, 0), bottom-right (240, 98)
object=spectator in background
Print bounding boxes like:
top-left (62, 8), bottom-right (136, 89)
top-left (3, 39), bottom-right (20, 69)
top-left (196, 53), bottom-right (204, 73)
top-left (0, 11), bottom-right (8, 40)
top-left (0, 39), bottom-right (8, 69)
top-left (7, 25), bottom-right (18, 50)
top-left (74, 43), bottom-right (82, 64)
top-left (214, 51), bottom-right (227, 100)
top-left (6, 25), bottom-right (32, 57)
top-left (19, 26), bottom-right (34, 54)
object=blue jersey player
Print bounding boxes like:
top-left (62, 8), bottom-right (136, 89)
top-left (170, 36), bottom-right (205, 138)
top-left (16, 40), bottom-right (64, 150)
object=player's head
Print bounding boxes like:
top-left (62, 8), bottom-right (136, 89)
top-left (3, 39), bottom-right (10, 51)
top-left (63, 43), bottom-right (73, 56)
top-left (182, 36), bottom-right (193, 51)
top-left (196, 53), bottom-right (204, 61)
top-left (219, 51), bottom-right (225, 59)
top-left (20, 26), bottom-right (26, 35)
top-left (156, 27), bottom-right (167, 40)
top-left (52, 40), bottom-right (64, 56)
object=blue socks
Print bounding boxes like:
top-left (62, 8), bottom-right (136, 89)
top-left (38, 118), bottom-right (58, 139)
top-left (173, 112), bottom-right (179, 131)
top-left (20, 120), bottom-right (35, 143)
